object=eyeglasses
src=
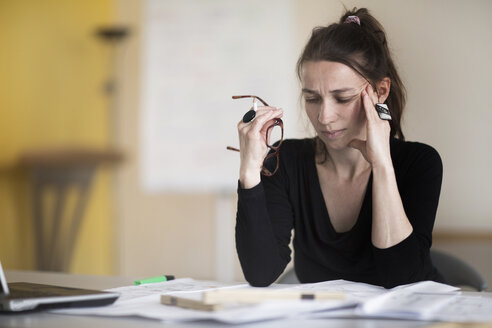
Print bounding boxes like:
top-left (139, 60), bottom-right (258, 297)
top-left (227, 95), bottom-right (284, 176)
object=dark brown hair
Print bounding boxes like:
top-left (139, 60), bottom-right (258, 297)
top-left (297, 8), bottom-right (406, 159)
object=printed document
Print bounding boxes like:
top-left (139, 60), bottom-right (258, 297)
top-left (53, 278), bottom-right (492, 324)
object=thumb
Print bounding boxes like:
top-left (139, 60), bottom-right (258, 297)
top-left (348, 139), bottom-right (366, 152)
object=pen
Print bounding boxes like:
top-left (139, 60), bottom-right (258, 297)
top-left (134, 275), bottom-right (175, 285)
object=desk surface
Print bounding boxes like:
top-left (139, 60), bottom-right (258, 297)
top-left (0, 270), bottom-right (443, 328)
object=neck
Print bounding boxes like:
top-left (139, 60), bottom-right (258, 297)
top-left (317, 144), bottom-right (370, 180)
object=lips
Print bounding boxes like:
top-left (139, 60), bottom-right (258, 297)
top-left (321, 129), bottom-right (346, 139)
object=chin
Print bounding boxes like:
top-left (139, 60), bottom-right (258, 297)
top-left (318, 135), bottom-right (351, 151)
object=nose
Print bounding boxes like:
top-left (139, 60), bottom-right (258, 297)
top-left (317, 101), bottom-right (338, 125)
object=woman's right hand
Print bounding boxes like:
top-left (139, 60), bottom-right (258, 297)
top-left (237, 106), bottom-right (283, 189)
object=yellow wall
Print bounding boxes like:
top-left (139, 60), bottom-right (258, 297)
top-left (0, 0), bottom-right (115, 274)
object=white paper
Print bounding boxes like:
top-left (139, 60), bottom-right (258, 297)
top-left (432, 294), bottom-right (492, 322)
top-left (390, 280), bottom-right (460, 293)
top-left (358, 281), bottom-right (461, 320)
top-left (357, 284), bottom-right (492, 323)
top-left (359, 290), bottom-right (460, 320)
top-left (53, 279), bottom-right (492, 324)
top-left (106, 278), bottom-right (241, 303)
top-left (53, 278), bottom-right (354, 324)
top-left (287, 279), bottom-right (386, 302)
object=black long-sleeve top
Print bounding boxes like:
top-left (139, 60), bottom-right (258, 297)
top-left (235, 137), bottom-right (444, 288)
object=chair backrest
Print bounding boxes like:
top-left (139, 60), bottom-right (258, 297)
top-left (430, 249), bottom-right (487, 291)
top-left (278, 249), bottom-right (488, 291)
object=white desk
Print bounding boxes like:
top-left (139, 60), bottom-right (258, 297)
top-left (0, 270), bottom-right (447, 328)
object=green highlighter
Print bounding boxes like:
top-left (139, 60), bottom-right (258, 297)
top-left (134, 275), bottom-right (175, 285)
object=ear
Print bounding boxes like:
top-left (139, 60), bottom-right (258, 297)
top-left (376, 77), bottom-right (391, 103)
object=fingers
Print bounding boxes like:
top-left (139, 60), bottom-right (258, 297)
top-left (348, 138), bottom-right (369, 162)
top-left (237, 106), bottom-right (279, 126)
top-left (235, 106), bottom-right (283, 179)
top-left (361, 84), bottom-right (379, 122)
top-left (249, 111), bottom-right (283, 144)
top-left (348, 138), bottom-right (365, 151)
top-left (236, 106), bottom-right (283, 158)
top-left (238, 107), bottom-right (283, 133)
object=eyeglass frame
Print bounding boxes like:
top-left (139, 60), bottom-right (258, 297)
top-left (227, 95), bottom-right (284, 176)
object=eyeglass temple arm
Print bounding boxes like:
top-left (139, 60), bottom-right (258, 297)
top-left (226, 146), bottom-right (240, 152)
top-left (232, 95), bottom-right (269, 106)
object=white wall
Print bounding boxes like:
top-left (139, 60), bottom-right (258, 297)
top-left (114, 0), bottom-right (492, 282)
top-left (296, 0), bottom-right (492, 231)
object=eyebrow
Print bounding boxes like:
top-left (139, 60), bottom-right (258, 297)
top-left (301, 87), bottom-right (357, 95)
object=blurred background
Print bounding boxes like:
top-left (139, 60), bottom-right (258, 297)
top-left (0, 0), bottom-right (491, 289)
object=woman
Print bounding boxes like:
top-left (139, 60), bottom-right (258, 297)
top-left (234, 8), bottom-right (443, 288)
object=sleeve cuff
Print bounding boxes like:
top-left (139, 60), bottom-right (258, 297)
top-left (372, 231), bottom-right (421, 262)
top-left (237, 180), bottom-right (263, 196)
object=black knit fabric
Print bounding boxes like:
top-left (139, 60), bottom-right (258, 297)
top-left (236, 137), bottom-right (444, 288)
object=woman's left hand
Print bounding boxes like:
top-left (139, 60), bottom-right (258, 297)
top-left (349, 84), bottom-right (392, 168)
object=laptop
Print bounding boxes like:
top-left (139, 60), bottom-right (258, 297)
top-left (0, 261), bottom-right (119, 312)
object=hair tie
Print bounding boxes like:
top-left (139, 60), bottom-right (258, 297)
top-left (344, 15), bottom-right (360, 25)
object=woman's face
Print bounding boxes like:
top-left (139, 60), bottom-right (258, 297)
top-left (301, 61), bottom-right (368, 150)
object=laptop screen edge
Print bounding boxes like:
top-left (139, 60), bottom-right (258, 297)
top-left (3, 292), bottom-right (119, 311)
top-left (0, 261), bottom-right (10, 296)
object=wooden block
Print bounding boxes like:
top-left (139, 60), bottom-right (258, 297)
top-left (203, 289), bottom-right (345, 304)
top-left (161, 294), bottom-right (222, 311)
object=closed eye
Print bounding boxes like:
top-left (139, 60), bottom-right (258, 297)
top-left (305, 97), bottom-right (321, 104)
top-left (335, 96), bottom-right (357, 104)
